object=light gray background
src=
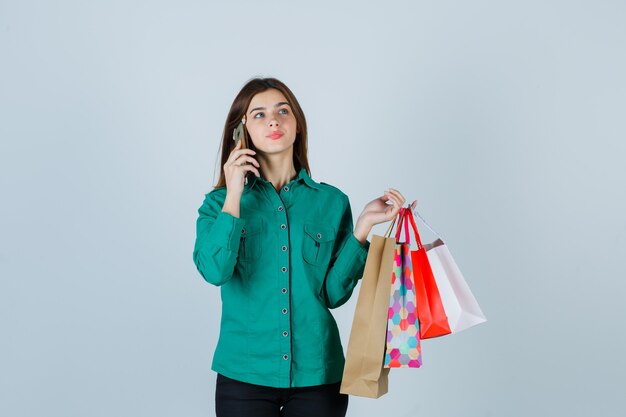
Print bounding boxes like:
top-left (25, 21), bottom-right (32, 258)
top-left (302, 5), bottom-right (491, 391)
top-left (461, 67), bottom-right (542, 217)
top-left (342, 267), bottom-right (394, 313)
top-left (1, 1), bottom-right (625, 416)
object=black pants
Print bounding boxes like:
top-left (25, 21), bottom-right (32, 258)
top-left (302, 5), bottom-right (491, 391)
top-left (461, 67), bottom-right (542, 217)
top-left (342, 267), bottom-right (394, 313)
top-left (215, 373), bottom-right (349, 417)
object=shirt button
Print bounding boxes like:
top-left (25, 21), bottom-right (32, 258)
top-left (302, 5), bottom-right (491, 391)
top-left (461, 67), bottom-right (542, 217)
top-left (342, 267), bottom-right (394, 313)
top-left (281, 266), bottom-right (287, 273)
top-left (282, 308), bottom-right (288, 314)
top-left (317, 233), bottom-right (322, 239)
top-left (283, 354), bottom-right (289, 360)
top-left (278, 205), bottom-right (283, 211)
top-left (283, 186), bottom-right (289, 192)
top-left (280, 224), bottom-right (287, 230)
top-left (281, 245), bottom-right (287, 251)
top-left (281, 288), bottom-right (287, 294)
top-left (282, 331), bottom-right (289, 337)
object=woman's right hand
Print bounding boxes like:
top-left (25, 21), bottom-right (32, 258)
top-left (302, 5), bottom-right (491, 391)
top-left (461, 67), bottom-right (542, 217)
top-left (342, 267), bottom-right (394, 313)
top-left (223, 140), bottom-right (261, 197)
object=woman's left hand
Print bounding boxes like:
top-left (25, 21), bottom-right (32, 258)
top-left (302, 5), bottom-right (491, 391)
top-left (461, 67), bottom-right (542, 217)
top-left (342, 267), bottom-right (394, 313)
top-left (353, 188), bottom-right (416, 244)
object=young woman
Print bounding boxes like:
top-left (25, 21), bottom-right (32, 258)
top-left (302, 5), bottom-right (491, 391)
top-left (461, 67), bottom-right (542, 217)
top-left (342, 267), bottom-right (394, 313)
top-left (193, 77), bottom-right (415, 417)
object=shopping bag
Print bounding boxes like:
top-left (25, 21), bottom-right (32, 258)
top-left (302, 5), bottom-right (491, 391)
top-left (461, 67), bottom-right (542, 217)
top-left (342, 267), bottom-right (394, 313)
top-left (383, 208), bottom-right (423, 368)
top-left (340, 229), bottom-right (396, 398)
top-left (404, 208), bottom-right (452, 339)
top-left (411, 208), bottom-right (487, 333)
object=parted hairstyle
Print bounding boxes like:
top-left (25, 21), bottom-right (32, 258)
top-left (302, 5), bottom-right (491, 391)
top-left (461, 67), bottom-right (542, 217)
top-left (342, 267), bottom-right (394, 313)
top-left (214, 77), bottom-right (310, 189)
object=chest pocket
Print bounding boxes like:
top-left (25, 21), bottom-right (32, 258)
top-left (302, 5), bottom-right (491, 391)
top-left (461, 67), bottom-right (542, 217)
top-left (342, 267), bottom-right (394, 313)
top-left (239, 218), bottom-right (263, 262)
top-left (302, 223), bottom-right (336, 267)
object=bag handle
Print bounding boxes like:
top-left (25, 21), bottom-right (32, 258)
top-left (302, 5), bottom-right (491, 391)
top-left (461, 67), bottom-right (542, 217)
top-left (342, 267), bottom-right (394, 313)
top-left (387, 204), bottom-right (427, 250)
top-left (384, 204), bottom-right (445, 246)
top-left (384, 209), bottom-right (402, 238)
top-left (384, 206), bottom-right (410, 240)
top-left (410, 208), bottom-right (444, 241)
top-left (394, 208), bottom-right (412, 244)
top-left (385, 206), bottom-right (430, 244)
top-left (404, 207), bottom-right (425, 249)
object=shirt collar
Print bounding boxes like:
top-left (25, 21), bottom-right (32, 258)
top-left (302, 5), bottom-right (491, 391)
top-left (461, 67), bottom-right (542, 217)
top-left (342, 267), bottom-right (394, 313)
top-left (244, 166), bottom-right (321, 193)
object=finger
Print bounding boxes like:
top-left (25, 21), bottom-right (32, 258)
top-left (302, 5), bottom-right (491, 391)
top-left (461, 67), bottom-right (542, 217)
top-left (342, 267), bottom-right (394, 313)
top-left (227, 148), bottom-right (257, 165)
top-left (383, 195), bottom-right (399, 212)
top-left (385, 188), bottom-right (402, 204)
top-left (386, 189), bottom-right (406, 206)
top-left (379, 193), bottom-right (392, 202)
top-left (390, 189), bottom-right (406, 205)
top-left (241, 164), bottom-right (260, 177)
top-left (389, 202), bottom-right (402, 218)
top-left (385, 198), bottom-right (401, 218)
top-left (234, 155), bottom-right (260, 167)
top-left (384, 191), bottom-right (401, 208)
top-left (410, 200), bottom-right (417, 209)
top-left (231, 148), bottom-right (257, 158)
top-left (229, 140), bottom-right (243, 158)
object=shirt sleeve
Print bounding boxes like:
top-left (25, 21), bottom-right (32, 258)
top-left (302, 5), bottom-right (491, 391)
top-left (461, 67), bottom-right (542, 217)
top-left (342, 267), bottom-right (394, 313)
top-left (321, 195), bottom-right (370, 309)
top-left (192, 192), bottom-right (246, 286)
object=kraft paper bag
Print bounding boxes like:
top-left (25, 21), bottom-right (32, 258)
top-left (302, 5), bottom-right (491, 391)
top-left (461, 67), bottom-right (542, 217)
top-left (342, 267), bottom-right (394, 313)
top-left (340, 233), bottom-right (397, 398)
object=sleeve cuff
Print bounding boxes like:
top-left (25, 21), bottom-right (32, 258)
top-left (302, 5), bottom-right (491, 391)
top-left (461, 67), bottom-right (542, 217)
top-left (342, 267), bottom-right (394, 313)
top-left (207, 211), bottom-right (247, 253)
top-left (339, 233), bottom-right (370, 271)
top-left (348, 233), bottom-right (370, 256)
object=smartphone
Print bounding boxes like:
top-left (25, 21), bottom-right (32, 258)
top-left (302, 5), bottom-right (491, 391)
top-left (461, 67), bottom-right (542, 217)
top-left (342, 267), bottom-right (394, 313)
top-left (232, 121), bottom-right (249, 184)
top-left (232, 121), bottom-right (248, 149)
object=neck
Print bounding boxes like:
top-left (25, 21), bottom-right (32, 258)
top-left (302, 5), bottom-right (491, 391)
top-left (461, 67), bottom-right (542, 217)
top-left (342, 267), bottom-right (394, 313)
top-left (257, 152), bottom-right (298, 191)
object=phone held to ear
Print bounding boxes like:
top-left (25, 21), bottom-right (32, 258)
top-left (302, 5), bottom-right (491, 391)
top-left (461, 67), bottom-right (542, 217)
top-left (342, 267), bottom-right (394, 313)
top-left (232, 120), bottom-right (247, 149)
top-left (232, 118), bottom-right (249, 185)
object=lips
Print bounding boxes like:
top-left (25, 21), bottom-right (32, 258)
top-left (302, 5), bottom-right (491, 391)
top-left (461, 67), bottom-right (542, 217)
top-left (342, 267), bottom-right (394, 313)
top-left (267, 131), bottom-right (284, 140)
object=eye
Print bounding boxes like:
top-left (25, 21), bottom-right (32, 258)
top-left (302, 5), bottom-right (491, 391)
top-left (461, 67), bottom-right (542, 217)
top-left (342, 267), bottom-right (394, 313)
top-left (253, 112), bottom-right (264, 118)
top-left (279, 108), bottom-right (289, 115)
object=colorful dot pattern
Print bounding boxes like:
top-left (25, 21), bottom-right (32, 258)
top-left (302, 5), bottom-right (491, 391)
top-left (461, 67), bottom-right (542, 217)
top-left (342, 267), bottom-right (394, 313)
top-left (383, 243), bottom-right (423, 368)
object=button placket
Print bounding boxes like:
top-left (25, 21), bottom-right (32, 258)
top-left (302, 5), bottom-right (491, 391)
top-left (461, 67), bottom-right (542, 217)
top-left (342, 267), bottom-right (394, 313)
top-left (269, 188), bottom-right (291, 373)
top-left (259, 182), bottom-right (292, 381)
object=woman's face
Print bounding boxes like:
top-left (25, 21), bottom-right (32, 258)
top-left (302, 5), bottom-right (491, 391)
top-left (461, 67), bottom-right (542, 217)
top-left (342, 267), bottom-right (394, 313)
top-left (245, 89), bottom-right (298, 155)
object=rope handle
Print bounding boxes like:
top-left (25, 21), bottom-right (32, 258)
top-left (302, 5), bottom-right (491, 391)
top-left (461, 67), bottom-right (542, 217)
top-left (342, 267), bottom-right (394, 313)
top-left (383, 210), bottom-right (400, 238)
top-left (384, 207), bottom-right (407, 239)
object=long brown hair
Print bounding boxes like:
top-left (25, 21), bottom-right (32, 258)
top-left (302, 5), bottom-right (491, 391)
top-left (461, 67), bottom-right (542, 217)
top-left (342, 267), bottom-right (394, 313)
top-left (213, 77), bottom-right (310, 189)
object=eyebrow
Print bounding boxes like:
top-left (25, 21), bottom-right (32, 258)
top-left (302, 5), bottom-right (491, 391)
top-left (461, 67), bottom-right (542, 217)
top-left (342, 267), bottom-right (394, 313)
top-left (248, 102), bottom-right (291, 114)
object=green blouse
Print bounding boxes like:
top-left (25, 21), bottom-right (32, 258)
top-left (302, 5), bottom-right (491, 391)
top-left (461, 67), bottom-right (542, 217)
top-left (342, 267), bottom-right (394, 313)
top-left (193, 167), bottom-right (370, 388)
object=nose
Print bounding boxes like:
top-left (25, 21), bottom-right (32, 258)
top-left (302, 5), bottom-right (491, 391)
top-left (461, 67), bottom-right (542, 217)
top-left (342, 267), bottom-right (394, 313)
top-left (268, 115), bottom-right (279, 127)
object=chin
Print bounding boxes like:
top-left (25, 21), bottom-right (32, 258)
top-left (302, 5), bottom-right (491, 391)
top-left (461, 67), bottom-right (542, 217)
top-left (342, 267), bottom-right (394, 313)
top-left (250, 136), bottom-right (295, 151)
top-left (259, 139), bottom-right (295, 151)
